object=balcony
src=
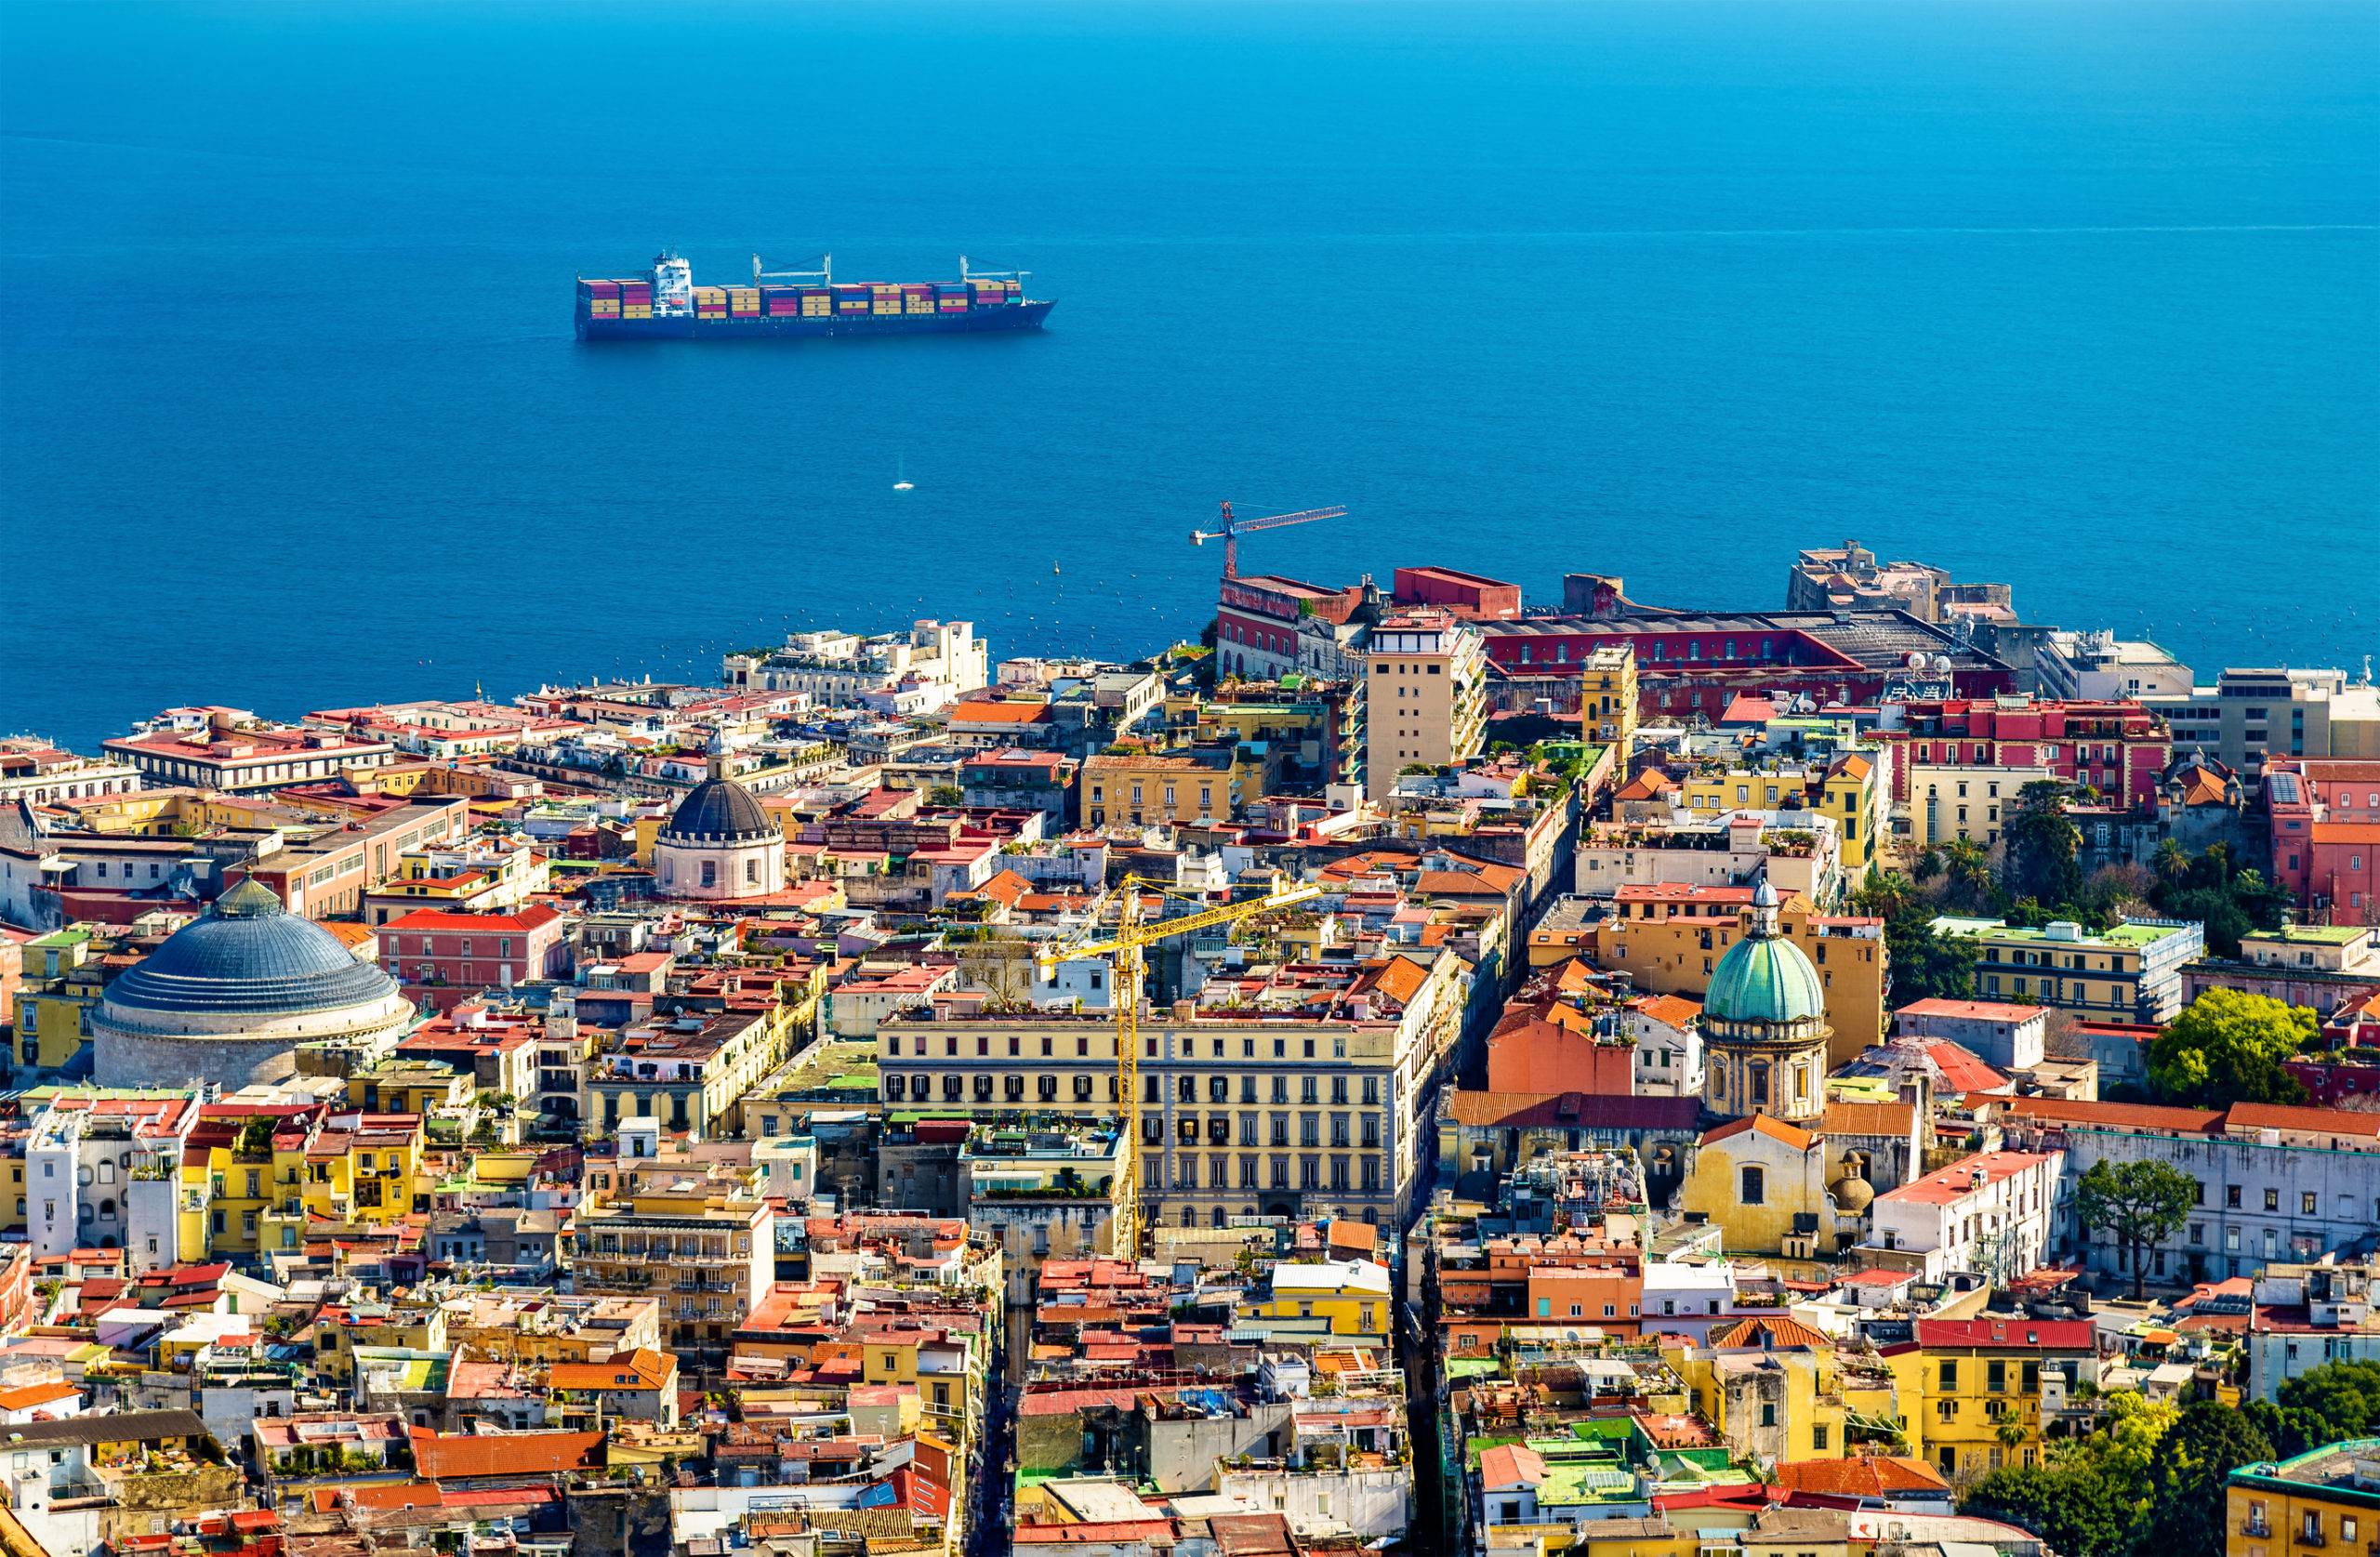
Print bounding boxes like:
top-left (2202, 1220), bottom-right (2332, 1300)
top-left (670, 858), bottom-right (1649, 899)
top-left (2243, 1525), bottom-right (2272, 1540)
top-left (2296, 1534), bottom-right (2326, 1549)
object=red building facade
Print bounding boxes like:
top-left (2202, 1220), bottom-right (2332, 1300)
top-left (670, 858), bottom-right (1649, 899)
top-left (379, 904), bottom-right (568, 991)
top-left (1873, 697), bottom-right (2171, 810)
top-left (2266, 759), bottom-right (2380, 922)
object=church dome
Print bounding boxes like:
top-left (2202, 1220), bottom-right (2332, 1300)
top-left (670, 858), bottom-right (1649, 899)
top-left (104, 877), bottom-right (396, 1018)
top-left (660, 777), bottom-right (777, 843)
top-left (1706, 935), bottom-right (1827, 1029)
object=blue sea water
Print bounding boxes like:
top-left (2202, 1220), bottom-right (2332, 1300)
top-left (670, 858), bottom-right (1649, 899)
top-left (2, 1), bottom-right (2374, 753)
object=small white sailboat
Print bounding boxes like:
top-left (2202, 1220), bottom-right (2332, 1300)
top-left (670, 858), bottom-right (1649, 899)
top-left (892, 455), bottom-right (913, 492)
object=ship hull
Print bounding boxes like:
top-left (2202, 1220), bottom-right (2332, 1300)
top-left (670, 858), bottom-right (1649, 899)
top-left (576, 299), bottom-right (1054, 340)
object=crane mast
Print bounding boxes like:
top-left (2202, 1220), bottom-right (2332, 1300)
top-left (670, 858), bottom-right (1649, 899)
top-left (1038, 875), bottom-right (1324, 1261)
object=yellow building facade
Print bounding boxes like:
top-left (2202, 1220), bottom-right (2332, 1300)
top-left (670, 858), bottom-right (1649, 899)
top-left (1598, 891), bottom-right (1888, 1066)
top-left (2227, 1440), bottom-right (2380, 1557)
top-left (1082, 745), bottom-right (1263, 826)
top-left (1235, 1259), bottom-right (1394, 1339)
top-left (1881, 1319), bottom-right (2095, 1481)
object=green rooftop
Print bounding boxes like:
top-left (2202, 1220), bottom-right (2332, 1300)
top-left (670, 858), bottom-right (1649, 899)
top-left (2242, 925), bottom-right (2371, 945)
top-left (1936, 917), bottom-right (2196, 947)
top-left (1536, 1464), bottom-right (1643, 1508)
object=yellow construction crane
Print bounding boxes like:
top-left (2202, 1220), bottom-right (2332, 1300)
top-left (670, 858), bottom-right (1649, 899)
top-left (1036, 874), bottom-right (1323, 1259)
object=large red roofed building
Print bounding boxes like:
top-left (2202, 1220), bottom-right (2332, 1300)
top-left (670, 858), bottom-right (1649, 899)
top-left (380, 904), bottom-right (568, 991)
top-left (1873, 696), bottom-right (2170, 811)
top-left (1479, 609), bottom-right (2014, 721)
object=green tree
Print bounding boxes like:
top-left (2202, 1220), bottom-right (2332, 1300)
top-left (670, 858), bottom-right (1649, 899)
top-left (2147, 989), bottom-right (2314, 1108)
top-left (1942, 837), bottom-right (1995, 906)
top-left (1958, 1462), bottom-right (2129, 1557)
top-left (2004, 780), bottom-right (2083, 909)
top-left (1851, 870), bottom-right (1978, 1003)
top-left (2075, 1158), bottom-right (2196, 1300)
top-left (927, 785), bottom-right (964, 807)
top-left (2146, 1400), bottom-right (2275, 1557)
top-left (2241, 1359), bottom-right (2380, 1458)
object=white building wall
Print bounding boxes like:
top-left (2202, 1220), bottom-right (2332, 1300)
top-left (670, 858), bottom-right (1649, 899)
top-left (1217, 1466), bottom-right (1412, 1538)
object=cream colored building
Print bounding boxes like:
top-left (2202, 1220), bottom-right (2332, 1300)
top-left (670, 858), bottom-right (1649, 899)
top-left (1906, 760), bottom-right (2051, 849)
top-left (1364, 609), bottom-right (1488, 802)
top-left (874, 950), bottom-right (1471, 1234)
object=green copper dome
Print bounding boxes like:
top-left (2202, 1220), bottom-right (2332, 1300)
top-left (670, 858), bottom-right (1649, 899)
top-left (1706, 934), bottom-right (1827, 1026)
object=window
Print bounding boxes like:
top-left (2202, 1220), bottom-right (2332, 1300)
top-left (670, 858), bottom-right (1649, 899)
top-left (1740, 1166), bottom-right (1765, 1205)
top-left (1812, 1424), bottom-right (1828, 1450)
top-left (2303, 1191), bottom-right (2318, 1214)
top-left (2266, 1188), bottom-right (2281, 1212)
top-left (1939, 1360), bottom-right (1958, 1389)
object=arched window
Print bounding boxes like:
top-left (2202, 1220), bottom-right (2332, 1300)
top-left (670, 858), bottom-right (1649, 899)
top-left (1182, 1206), bottom-right (1197, 1227)
top-left (99, 1198), bottom-right (115, 1219)
top-left (1740, 1166), bottom-right (1765, 1205)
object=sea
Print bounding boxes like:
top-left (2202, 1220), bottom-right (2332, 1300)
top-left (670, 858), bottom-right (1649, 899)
top-left (2, 1), bottom-right (2374, 754)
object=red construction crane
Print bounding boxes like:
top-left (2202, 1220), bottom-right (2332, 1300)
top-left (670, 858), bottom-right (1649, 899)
top-left (1188, 501), bottom-right (1348, 580)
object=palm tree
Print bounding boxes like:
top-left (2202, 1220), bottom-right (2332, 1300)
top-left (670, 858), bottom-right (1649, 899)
top-left (2151, 838), bottom-right (2188, 888)
top-left (1944, 838), bottom-right (1993, 904)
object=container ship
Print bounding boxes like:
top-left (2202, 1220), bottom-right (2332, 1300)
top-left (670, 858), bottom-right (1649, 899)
top-left (575, 250), bottom-right (1053, 340)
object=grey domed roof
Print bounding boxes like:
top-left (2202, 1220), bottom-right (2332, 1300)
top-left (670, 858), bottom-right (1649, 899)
top-left (661, 777), bottom-right (779, 843)
top-left (105, 877), bottom-right (397, 1017)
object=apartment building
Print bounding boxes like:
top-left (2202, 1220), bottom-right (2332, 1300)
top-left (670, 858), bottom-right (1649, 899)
top-left (1082, 745), bottom-right (1262, 827)
top-left (584, 994), bottom-right (800, 1137)
top-left (1940, 916), bottom-right (2204, 1023)
top-left (1859, 1150), bottom-right (2064, 1286)
top-left (2226, 1440), bottom-right (2380, 1557)
top-left (875, 949), bottom-right (1470, 1231)
top-left (2151, 666), bottom-right (2380, 782)
top-left (1984, 1096), bottom-right (2380, 1285)
top-left (1892, 1318), bottom-right (2097, 1481)
top-left (1577, 812), bottom-right (1842, 907)
top-left (566, 1160), bottom-right (775, 1361)
top-left (1365, 609), bottom-right (1488, 803)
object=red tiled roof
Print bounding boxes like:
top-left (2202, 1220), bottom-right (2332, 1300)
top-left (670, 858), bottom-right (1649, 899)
top-left (1985, 1096), bottom-right (2225, 1135)
top-left (1700, 1115), bottom-right (1818, 1152)
top-left (947, 703), bottom-right (1051, 725)
top-left (1478, 1443), bottom-right (1547, 1489)
top-left (1897, 997), bottom-right (2043, 1023)
top-left (1880, 1151), bottom-right (2054, 1206)
top-left (382, 904), bottom-right (563, 933)
top-left (1925, 1041), bottom-right (2008, 1094)
top-left (412, 1429), bottom-right (604, 1480)
top-left (2224, 1103), bottom-right (2380, 1140)
top-left (1712, 1315), bottom-right (1833, 1349)
top-left (1914, 1318), bottom-right (2093, 1350)
top-left (1769, 1456), bottom-right (1947, 1498)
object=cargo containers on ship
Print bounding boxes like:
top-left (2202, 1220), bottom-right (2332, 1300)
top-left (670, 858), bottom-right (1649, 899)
top-left (575, 250), bottom-right (1051, 339)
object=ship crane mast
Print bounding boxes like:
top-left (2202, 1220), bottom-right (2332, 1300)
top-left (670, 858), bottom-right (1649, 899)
top-left (1189, 502), bottom-right (1349, 580)
top-left (1036, 874), bottom-right (1323, 1260)
top-left (754, 252), bottom-right (831, 284)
